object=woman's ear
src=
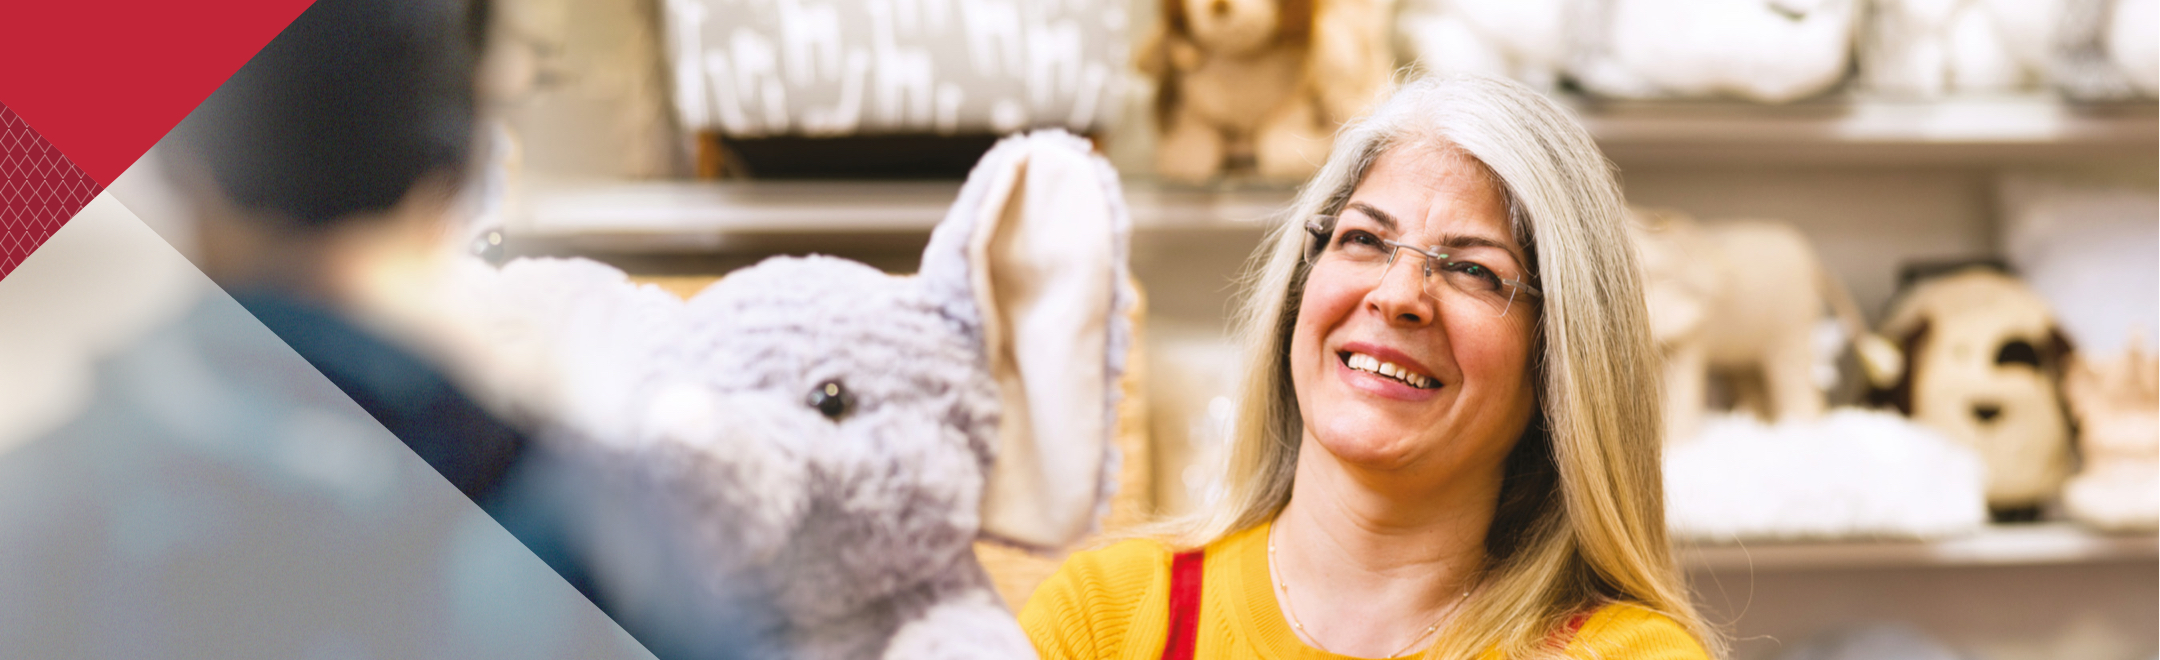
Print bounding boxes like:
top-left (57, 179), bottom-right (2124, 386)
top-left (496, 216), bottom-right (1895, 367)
top-left (931, 131), bottom-right (1132, 551)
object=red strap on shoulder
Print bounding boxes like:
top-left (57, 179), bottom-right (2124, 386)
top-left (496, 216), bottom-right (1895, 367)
top-left (1161, 550), bottom-right (1206, 660)
top-left (1548, 608), bottom-right (1595, 650)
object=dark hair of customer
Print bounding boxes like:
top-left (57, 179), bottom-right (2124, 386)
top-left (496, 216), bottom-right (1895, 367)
top-left (175, 0), bottom-right (489, 228)
top-left (171, 0), bottom-right (524, 506)
top-left (162, 3), bottom-right (767, 657)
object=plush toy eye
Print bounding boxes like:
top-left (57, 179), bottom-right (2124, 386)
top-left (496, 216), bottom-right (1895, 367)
top-left (806, 380), bottom-right (852, 421)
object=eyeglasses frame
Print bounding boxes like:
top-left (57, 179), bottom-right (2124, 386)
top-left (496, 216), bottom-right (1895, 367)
top-left (1304, 215), bottom-right (1543, 318)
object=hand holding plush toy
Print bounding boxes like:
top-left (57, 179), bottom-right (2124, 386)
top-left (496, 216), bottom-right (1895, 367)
top-left (449, 131), bottom-right (1131, 658)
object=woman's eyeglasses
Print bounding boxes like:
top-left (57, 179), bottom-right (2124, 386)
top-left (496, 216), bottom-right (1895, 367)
top-left (1306, 215), bottom-right (1541, 318)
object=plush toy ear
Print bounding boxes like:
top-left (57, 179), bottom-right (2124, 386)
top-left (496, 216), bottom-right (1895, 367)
top-left (933, 131), bottom-right (1129, 551)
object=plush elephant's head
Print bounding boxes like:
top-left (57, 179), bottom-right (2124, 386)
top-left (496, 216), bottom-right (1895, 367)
top-left (1625, 207), bottom-right (1719, 347)
top-left (635, 131), bottom-right (1132, 624)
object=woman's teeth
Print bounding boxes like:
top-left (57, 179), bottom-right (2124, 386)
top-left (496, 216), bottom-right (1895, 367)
top-left (1344, 352), bottom-right (1435, 389)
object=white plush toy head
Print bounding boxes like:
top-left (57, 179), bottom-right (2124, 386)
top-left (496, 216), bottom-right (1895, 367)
top-left (1875, 267), bottom-right (2073, 515)
top-left (650, 131), bottom-right (1132, 630)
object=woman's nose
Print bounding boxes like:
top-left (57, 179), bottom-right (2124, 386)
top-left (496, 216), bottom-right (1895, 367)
top-left (1368, 256), bottom-right (1436, 325)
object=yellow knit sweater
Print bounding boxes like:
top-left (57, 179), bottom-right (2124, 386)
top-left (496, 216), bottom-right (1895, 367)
top-left (1021, 522), bottom-right (1709, 660)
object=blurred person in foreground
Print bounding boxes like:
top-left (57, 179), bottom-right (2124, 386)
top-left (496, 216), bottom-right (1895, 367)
top-left (1022, 75), bottom-right (1720, 659)
top-left (0, 0), bottom-right (761, 657)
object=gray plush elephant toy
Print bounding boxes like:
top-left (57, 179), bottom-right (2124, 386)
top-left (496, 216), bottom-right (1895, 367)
top-left (442, 131), bottom-right (1131, 659)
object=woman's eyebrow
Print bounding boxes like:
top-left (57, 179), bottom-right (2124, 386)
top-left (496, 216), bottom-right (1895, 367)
top-left (1435, 235), bottom-right (1514, 252)
top-left (1345, 201), bottom-right (1399, 232)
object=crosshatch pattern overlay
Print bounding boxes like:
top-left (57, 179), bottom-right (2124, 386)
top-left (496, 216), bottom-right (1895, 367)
top-left (0, 101), bottom-right (101, 280)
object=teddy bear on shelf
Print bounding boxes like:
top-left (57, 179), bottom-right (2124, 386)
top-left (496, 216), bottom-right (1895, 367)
top-left (441, 131), bottom-right (1132, 659)
top-left (2062, 336), bottom-right (2159, 531)
top-left (1139, 0), bottom-right (1393, 182)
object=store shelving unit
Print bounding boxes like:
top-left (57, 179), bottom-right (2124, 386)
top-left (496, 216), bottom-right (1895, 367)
top-left (1681, 523), bottom-right (2160, 572)
top-left (1577, 95), bottom-right (2158, 164)
top-left (510, 179), bottom-right (1307, 255)
top-left (507, 96), bottom-right (2156, 250)
top-left (505, 95), bottom-right (2158, 660)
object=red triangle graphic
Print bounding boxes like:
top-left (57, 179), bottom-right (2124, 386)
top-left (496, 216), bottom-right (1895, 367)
top-left (0, 1), bottom-right (314, 188)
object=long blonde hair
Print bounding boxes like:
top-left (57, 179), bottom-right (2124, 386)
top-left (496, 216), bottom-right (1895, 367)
top-left (1156, 74), bottom-right (1721, 659)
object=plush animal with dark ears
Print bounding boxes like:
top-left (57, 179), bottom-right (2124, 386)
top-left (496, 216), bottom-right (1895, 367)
top-left (449, 131), bottom-right (1132, 659)
top-left (1869, 266), bottom-right (2074, 521)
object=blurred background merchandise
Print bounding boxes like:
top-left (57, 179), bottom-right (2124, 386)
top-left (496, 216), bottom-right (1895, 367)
top-left (2, 0), bottom-right (2148, 659)
top-left (478, 1), bottom-right (2160, 659)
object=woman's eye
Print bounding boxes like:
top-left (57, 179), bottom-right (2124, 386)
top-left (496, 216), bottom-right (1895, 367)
top-left (1444, 260), bottom-right (1505, 289)
top-left (1336, 230), bottom-right (1384, 253)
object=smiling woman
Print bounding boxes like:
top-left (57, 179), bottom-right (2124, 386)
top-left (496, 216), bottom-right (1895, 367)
top-left (1022, 74), bottom-right (1721, 660)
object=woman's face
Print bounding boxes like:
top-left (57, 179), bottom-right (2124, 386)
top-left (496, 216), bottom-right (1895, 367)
top-left (1289, 145), bottom-right (1540, 483)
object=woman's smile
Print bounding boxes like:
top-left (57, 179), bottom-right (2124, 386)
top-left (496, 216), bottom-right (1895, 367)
top-left (1334, 341), bottom-right (1444, 400)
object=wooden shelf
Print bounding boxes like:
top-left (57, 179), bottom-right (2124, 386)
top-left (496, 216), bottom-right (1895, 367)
top-left (515, 179), bottom-right (957, 252)
top-left (1680, 523), bottom-right (2159, 572)
top-left (1575, 95), bottom-right (2157, 165)
top-left (505, 97), bottom-right (2154, 250)
top-left (508, 178), bottom-right (1296, 252)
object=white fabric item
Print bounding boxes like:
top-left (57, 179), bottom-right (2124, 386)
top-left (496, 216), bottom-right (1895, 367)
top-left (2108, 0), bottom-right (2160, 95)
top-left (1666, 408), bottom-right (1989, 541)
top-left (1571, 0), bottom-right (1857, 103)
top-left (1859, 0), bottom-right (2062, 96)
top-left (970, 133), bottom-right (1122, 550)
top-left (660, 0), bottom-right (1130, 135)
top-left (1395, 0), bottom-right (1567, 90)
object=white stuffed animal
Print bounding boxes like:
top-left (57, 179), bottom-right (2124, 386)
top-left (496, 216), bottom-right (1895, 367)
top-left (1664, 409), bottom-right (1987, 540)
top-left (2054, 0), bottom-right (2160, 99)
top-left (445, 131), bottom-right (1132, 658)
top-left (1570, 0), bottom-right (1859, 103)
top-left (2062, 337), bottom-right (2159, 531)
top-left (1394, 0), bottom-right (1567, 90)
top-left (1627, 209), bottom-right (1900, 445)
top-left (1859, 0), bottom-right (2064, 96)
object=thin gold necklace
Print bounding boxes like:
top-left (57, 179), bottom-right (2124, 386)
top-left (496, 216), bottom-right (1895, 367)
top-left (1267, 524), bottom-right (1468, 658)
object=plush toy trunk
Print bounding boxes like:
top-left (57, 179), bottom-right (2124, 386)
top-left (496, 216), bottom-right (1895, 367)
top-left (661, 0), bottom-right (1131, 178)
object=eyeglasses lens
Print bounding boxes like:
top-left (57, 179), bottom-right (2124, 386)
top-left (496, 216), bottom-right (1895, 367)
top-left (1308, 216), bottom-right (1531, 319)
top-left (1377, 247), bottom-right (1516, 317)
